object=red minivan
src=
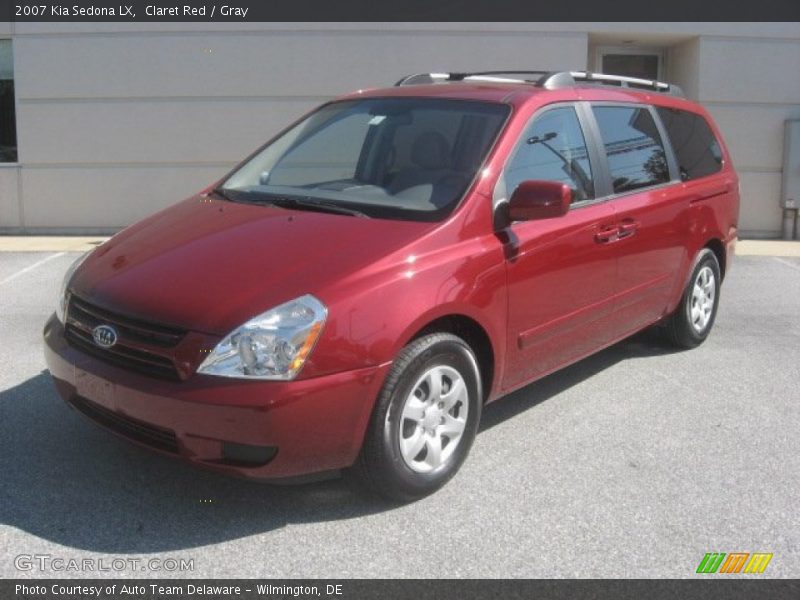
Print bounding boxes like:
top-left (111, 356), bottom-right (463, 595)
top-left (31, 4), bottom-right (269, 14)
top-left (44, 71), bottom-right (739, 500)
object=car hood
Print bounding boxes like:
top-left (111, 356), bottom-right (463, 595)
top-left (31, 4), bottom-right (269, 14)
top-left (70, 196), bottom-right (436, 334)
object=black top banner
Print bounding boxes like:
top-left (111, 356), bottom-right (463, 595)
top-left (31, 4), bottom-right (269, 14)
top-left (2, 0), bottom-right (800, 22)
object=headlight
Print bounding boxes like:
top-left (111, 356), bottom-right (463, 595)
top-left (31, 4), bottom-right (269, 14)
top-left (55, 251), bottom-right (92, 323)
top-left (197, 295), bottom-right (327, 380)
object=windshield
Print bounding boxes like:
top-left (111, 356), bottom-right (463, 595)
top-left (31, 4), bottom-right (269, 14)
top-left (219, 98), bottom-right (510, 221)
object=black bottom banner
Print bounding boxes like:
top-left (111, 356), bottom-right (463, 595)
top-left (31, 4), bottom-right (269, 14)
top-left (5, 579), bottom-right (800, 600)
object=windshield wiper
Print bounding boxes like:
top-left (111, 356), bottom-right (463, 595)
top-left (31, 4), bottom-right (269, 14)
top-left (268, 196), bottom-right (370, 218)
top-left (210, 188), bottom-right (235, 202)
top-left (211, 189), bottom-right (370, 218)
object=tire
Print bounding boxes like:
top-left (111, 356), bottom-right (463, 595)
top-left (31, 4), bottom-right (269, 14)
top-left (664, 248), bottom-right (721, 349)
top-left (353, 332), bottom-right (482, 502)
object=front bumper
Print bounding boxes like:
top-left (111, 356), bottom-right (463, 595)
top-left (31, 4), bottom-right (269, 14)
top-left (43, 315), bottom-right (389, 479)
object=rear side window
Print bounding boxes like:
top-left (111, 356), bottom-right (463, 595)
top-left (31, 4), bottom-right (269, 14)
top-left (593, 106), bottom-right (670, 194)
top-left (656, 107), bottom-right (723, 181)
top-left (504, 106), bottom-right (594, 202)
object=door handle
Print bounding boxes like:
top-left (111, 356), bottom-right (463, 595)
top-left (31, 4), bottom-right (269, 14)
top-left (594, 225), bottom-right (619, 244)
top-left (617, 219), bottom-right (640, 239)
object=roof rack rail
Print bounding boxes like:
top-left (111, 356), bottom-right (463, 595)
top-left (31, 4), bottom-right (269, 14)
top-left (394, 71), bottom-right (550, 86)
top-left (394, 70), bottom-right (685, 98)
top-left (542, 71), bottom-right (685, 97)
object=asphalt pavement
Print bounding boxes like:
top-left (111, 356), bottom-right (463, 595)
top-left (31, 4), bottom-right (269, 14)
top-left (0, 251), bottom-right (798, 578)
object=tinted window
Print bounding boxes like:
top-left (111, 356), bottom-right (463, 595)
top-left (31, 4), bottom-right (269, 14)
top-left (656, 107), bottom-right (723, 181)
top-left (593, 106), bottom-right (670, 193)
top-left (505, 107), bottom-right (594, 202)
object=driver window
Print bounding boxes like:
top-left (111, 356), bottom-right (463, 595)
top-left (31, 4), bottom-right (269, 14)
top-left (504, 106), bottom-right (595, 202)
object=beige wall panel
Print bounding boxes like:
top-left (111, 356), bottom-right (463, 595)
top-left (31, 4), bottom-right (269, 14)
top-left (17, 98), bottom-right (318, 164)
top-left (0, 167), bottom-right (20, 228)
top-left (707, 104), bottom-right (800, 171)
top-left (697, 38), bottom-right (800, 104)
top-left (13, 32), bottom-right (587, 100)
top-left (666, 38), bottom-right (700, 100)
top-left (21, 165), bottom-right (229, 229)
top-left (738, 171), bottom-right (784, 237)
top-left (588, 22), bottom-right (800, 43)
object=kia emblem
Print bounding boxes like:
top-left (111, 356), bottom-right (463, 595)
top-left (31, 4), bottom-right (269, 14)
top-left (92, 324), bottom-right (118, 349)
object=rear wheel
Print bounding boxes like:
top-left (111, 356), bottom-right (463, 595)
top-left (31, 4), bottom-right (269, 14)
top-left (664, 248), bottom-right (721, 348)
top-left (354, 333), bottom-right (481, 501)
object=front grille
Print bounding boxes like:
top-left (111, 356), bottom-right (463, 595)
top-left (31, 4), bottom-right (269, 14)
top-left (69, 395), bottom-right (179, 454)
top-left (65, 295), bottom-right (185, 380)
top-left (69, 296), bottom-right (184, 347)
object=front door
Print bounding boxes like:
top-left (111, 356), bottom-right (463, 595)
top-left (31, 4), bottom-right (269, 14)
top-left (500, 105), bottom-right (619, 390)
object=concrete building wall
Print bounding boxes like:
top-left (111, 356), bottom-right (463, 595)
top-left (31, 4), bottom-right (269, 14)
top-left (696, 36), bottom-right (800, 236)
top-left (665, 38), bottom-right (700, 102)
top-left (1, 22), bottom-right (799, 236)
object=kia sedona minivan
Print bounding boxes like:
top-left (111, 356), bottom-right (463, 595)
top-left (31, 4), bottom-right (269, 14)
top-left (44, 71), bottom-right (739, 500)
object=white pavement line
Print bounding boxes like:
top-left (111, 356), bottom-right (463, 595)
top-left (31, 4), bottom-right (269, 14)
top-left (773, 257), bottom-right (800, 273)
top-left (0, 252), bottom-right (67, 286)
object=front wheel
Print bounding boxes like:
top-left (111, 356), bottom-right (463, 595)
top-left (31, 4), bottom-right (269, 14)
top-left (354, 333), bottom-right (482, 501)
top-left (664, 248), bottom-right (721, 348)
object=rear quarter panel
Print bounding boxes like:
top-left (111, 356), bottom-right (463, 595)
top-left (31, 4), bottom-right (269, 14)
top-left (658, 102), bottom-right (740, 311)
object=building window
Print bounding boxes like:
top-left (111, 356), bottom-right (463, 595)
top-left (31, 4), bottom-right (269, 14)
top-left (596, 46), bottom-right (663, 81)
top-left (0, 40), bottom-right (17, 163)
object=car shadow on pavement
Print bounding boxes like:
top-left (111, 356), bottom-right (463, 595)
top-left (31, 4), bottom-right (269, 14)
top-left (0, 372), bottom-right (389, 555)
top-left (479, 329), bottom-right (680, 432)
top-left (1, 330), bottom-right (679, 554)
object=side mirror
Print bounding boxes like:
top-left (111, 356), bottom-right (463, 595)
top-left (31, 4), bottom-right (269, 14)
top-left (508, 180), bottom-right (572, 222)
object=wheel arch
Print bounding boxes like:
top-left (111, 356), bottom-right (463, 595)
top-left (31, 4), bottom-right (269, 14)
top-left (704, 237), bottom-right (726, 281)
top-left (402, 313), bottom-right (497, 404)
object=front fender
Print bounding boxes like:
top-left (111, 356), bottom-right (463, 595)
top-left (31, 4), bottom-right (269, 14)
top-left (302, 234), bottom-right (508, 397)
